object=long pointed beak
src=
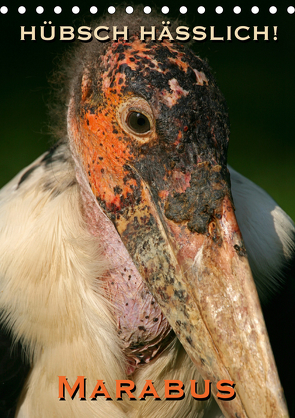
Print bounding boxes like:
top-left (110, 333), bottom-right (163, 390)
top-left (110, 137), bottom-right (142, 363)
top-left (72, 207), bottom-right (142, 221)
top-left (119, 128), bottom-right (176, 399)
top-left (114, 164), bottom-right (289, 418)
top-left (67, 88), bottom-right (288, 417)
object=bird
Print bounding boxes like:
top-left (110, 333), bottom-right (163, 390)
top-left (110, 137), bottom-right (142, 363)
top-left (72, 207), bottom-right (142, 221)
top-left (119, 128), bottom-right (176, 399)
top-left (0, 9), bottom-right (294, 418)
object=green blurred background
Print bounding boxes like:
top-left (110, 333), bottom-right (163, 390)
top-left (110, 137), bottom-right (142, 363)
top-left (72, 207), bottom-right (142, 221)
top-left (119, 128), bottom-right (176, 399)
top-left (0, 0), bottom-right (294, 221)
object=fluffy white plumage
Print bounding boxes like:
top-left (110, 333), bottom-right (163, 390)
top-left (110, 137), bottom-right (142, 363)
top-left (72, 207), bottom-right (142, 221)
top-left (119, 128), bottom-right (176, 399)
top-left (0, 144), bottom-right (209, 417)
top-left (0, 142), bottom-right (293, 417)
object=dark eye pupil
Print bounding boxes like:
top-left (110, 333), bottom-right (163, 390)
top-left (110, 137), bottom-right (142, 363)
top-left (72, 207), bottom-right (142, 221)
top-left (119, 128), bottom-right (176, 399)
top-left (127, 112), bottom-right (150, 133)
top-left (137, 117), bottom-right (145, 126)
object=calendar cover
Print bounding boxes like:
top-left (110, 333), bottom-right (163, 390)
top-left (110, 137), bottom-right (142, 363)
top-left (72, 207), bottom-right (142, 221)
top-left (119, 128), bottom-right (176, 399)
top-left (0, 2), bottom-right (294, 417)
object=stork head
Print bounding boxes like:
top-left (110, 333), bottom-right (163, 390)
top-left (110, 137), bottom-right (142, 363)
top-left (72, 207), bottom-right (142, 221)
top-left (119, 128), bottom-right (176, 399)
top-left (65, 15), bottom-right (288, 418)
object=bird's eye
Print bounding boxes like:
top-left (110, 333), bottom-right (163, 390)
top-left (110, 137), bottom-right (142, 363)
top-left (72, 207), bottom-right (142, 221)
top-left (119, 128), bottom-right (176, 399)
top-left (117, 97), bottom-right (155, 143)
top-left (127, 112), bottom-right (151, 134)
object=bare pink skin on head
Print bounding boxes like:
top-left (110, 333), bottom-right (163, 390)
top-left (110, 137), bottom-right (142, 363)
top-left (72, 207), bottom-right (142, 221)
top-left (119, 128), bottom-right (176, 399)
top-left (71, 144), bottom-right (173, 376)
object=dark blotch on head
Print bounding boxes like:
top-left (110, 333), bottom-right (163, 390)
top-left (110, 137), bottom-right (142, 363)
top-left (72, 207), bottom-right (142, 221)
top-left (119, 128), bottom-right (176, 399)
top-left (113, 185), bottom-right (123, 195)
top-left (165, 164), bottom-right (231, 234)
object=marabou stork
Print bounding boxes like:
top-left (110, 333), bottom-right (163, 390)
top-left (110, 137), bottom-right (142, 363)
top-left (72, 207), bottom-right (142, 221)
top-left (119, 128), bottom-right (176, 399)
top-left (0, 10), bottom-right (294, 418)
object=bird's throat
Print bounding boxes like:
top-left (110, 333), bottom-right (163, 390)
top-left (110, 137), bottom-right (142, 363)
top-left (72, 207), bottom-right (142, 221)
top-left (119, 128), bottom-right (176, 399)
top-left (75, 157), bottom-right (174, 375)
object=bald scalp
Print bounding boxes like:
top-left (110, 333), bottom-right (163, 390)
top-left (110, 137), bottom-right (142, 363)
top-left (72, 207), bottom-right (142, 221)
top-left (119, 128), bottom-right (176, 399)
top-left (49, 7), bottom-right (229, 147)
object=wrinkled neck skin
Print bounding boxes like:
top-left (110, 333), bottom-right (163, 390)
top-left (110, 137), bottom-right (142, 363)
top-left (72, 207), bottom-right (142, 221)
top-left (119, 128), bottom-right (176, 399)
top-left (68, 128), bottom-right (174, 375)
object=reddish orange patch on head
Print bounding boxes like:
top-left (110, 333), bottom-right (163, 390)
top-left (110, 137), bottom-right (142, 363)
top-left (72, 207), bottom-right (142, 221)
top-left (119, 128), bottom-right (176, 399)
top-left (77, 108), bottom-right (139, 212)
top-left (72, 37), bottom-right (183, 213)
top-left (68, 35), bottom-right (230, 217)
